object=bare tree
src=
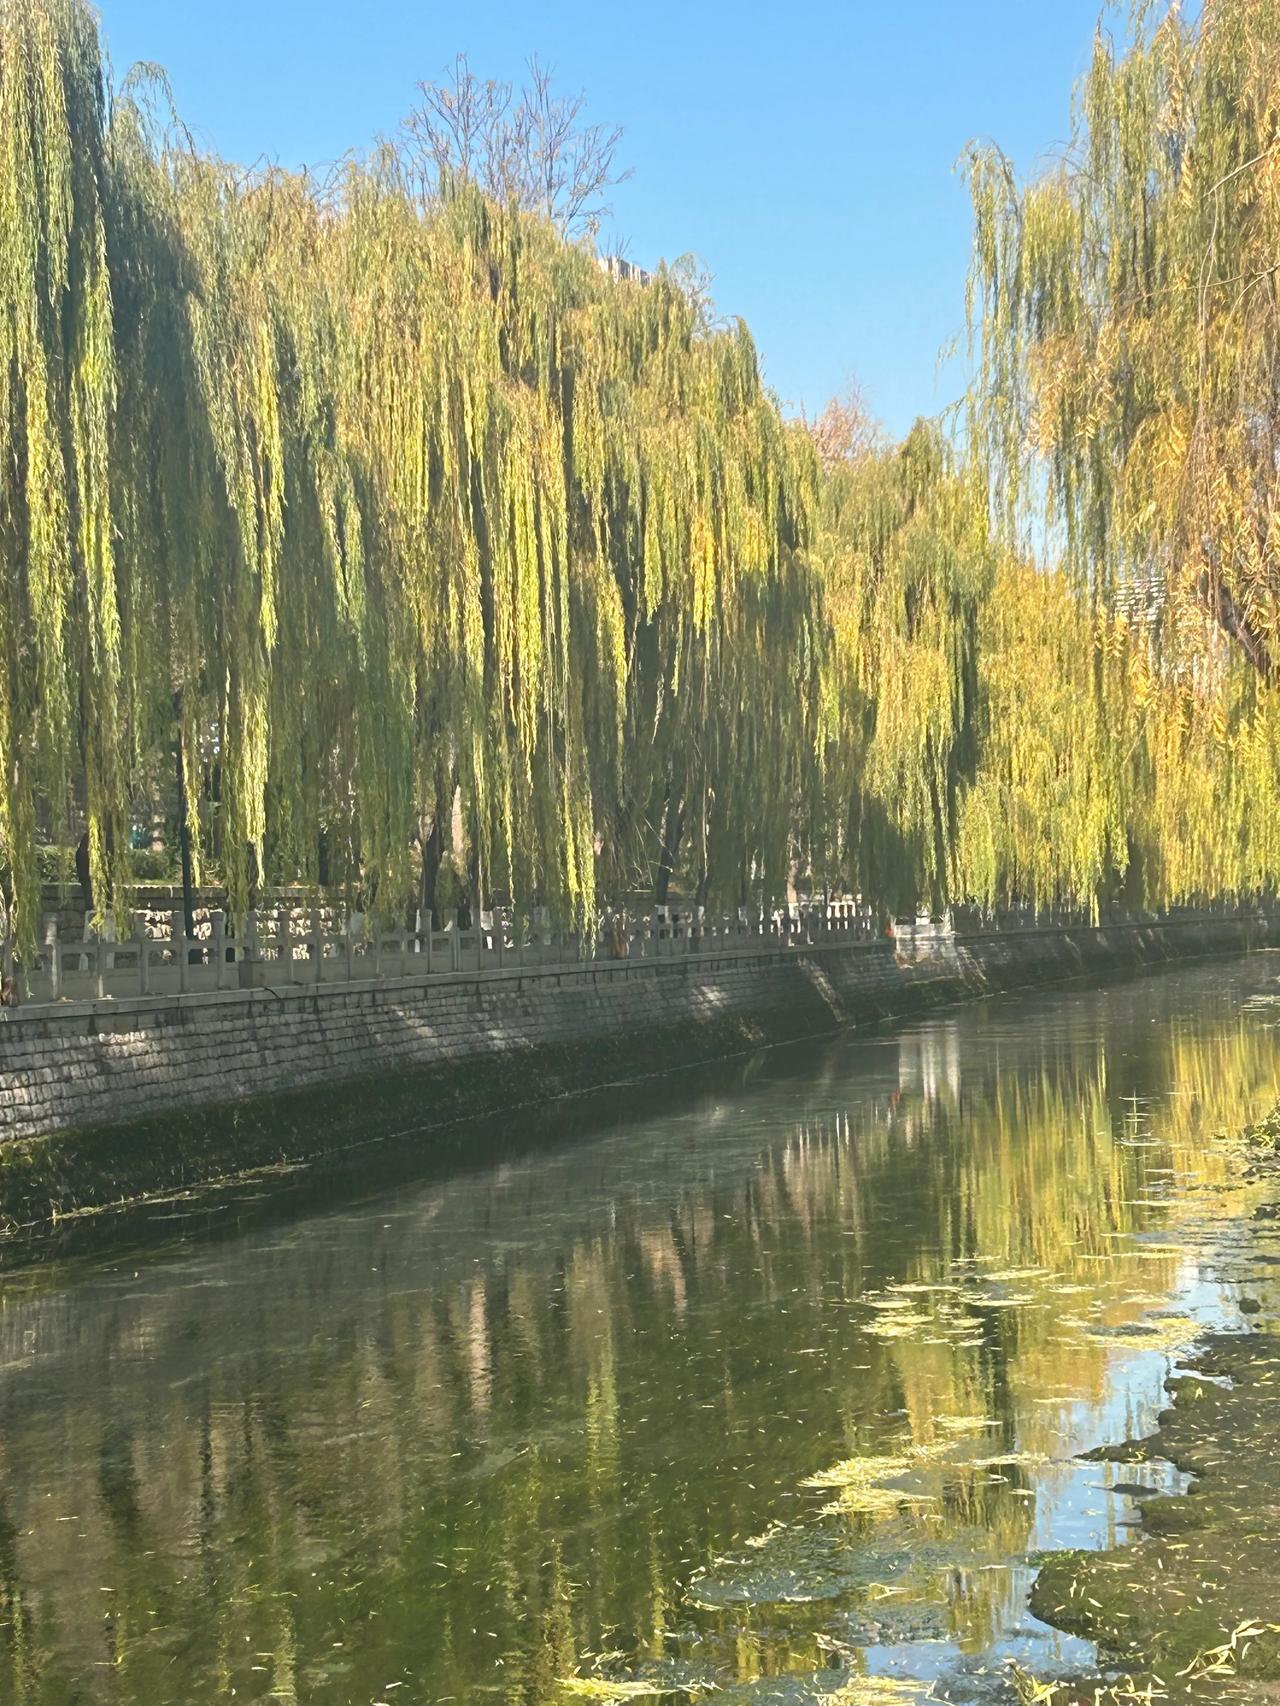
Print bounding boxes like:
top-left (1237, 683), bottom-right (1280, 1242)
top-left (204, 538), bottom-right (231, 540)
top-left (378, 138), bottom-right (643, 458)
top-left (667, 253), bottom-right (720, 329)
top-left (806, 383), bottom-right (882, 472)
top-left (402, 54), bottom-right (630, 238)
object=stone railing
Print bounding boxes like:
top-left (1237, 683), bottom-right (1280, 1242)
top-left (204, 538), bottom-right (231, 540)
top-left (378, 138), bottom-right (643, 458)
top-left (3, 895), bottom-right (1266, 1010)
top-left (2, 898), bottom-right (884, 1008)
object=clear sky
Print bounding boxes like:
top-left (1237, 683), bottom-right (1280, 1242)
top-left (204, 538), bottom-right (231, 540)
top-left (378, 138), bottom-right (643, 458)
top-left (94, 0), bottom-right (1110, 438)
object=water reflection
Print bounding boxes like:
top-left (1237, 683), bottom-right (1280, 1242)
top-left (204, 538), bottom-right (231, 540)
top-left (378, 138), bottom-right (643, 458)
top-left (0, 957), bottom-right (1278, 1704)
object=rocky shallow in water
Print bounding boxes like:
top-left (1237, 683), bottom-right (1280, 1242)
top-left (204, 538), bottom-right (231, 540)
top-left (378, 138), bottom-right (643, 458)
top-left (1023, 1327), bottom-right (1280, 1702)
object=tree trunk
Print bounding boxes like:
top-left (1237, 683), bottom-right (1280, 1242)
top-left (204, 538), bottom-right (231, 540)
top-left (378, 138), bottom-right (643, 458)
top-left (1201, 572), bottom-right (1273, 679)
top-left (654, 787), bottom-right (685, 906)
top-left (420, 819), bottom-right (443, 926)
top-left (75, 830), bottom-right (93, 922)
top-left (173, 697), bottom-right (197, 944)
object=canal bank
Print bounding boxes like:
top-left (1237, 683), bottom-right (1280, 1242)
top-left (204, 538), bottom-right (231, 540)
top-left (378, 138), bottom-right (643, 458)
top-left (0, 911), bottom-right (1273, 1229)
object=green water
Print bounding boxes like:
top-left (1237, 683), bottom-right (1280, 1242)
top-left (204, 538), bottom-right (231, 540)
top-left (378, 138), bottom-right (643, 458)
top-left (3, 956), bottom-right (1280, 1705)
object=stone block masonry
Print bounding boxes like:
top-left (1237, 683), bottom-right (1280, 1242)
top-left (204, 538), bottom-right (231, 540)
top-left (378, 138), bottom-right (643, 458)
top-left (0, 912), bottom-right (1271, 1228)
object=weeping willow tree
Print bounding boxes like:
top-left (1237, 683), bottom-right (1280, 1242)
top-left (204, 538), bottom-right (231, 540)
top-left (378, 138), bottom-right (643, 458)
top-left (963, 0), bottom-right (1280, 906)
top-left (0, 0), bottom-right (125, 949)
top-left (316, 172), bottom-right (827, 926)
top-left (6, 0), bottom-right (1279, 955)
top-left (814, 411), bottom-right (1279, 918)
top-left (954, 556), bottom-right (1280, 914)
top-left (955, 564), bottom-right (1133, 913)
top-left (1121, 593), bottom-right (1280, 901)
top-left (815, 422), bottom-right (992, 912)
top-left (0, 0), bottom-right (831, 946)
top-left (969, 0), bottom-right (1280, 659)
top-left (589, 308), bottom-right (827, 912)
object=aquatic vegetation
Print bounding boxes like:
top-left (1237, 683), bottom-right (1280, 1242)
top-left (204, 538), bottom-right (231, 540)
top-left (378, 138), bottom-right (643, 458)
top-left (802, 1449), bottom-right (943, 1517)
top-left (864, 1318), bottom-right (930, 1340)
top-left (1009, 1663), bottom-right (1165, 1705)
top-left (1029, 1335), bottom-right (1280, 1690)
top-left (813, 1680), bottom-right (934, 1705)
top-left (558, 1678), bottom-right (713, 1701)
top-left (0, 964), bottom-right (1272, 1702)
top-left (1082, 1315), bottom-right (1200, 1352)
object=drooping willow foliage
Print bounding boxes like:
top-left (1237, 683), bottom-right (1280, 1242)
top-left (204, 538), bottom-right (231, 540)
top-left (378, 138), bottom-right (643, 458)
top-left (968, 0), bottom-right (1280, 641)
top-left (961, 0), bottom-right (1280, 912)
top-left (0, 0), bottom-right (122, 949)
top-left (955, 566), bottom-right (1134, 913)
top-left (3, 0), bottom-right (1279, 954)
top-left (966, 575), bottom-right (1280, 912)
top-left (0, 0), bottom-right (828, 947)
top-left (816, 424), bottom-right (992, 912)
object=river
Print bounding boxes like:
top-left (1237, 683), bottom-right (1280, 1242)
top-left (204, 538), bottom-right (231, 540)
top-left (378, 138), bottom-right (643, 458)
top-left (1, 953), bottom-right (1279, 1705)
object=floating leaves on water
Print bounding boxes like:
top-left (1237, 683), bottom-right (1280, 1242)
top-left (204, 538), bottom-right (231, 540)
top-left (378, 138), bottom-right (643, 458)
top-left (934, 1416), bottom-right (1001, 1433)
top-left (1009, 1662), bottom-right (1161, 1705)
top-left (707, 1675), bottom-right (933, 1706)
top-left (865, 1316), bottom-right (931, 1339)
top-left (558, 1679), bottom-right (713, 1701)
top-left (1084, 1314), bottom-right (1200, 1351)
top-left (971, 1450), bottom-right (1052, 1470)
top-left (802, 1449), bottom-right (942, 1517)
top-left (686, 1523), bottom-right (907, 1608)
top-left (813, 1680), bottom-right (934, 1705)
top-left (743, 1521), bottom-right (788, 1551)
top-left (1177, 1619), bottom-right (1280, 1680)
top-left (559, 1684), bottom-right (663, 1702)
top-left (818, 1490), bottom-right (938, 1519)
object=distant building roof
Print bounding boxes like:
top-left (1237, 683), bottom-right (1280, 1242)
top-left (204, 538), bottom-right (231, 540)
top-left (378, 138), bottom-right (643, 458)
top-left (598, 254), bottom-right (652, 287)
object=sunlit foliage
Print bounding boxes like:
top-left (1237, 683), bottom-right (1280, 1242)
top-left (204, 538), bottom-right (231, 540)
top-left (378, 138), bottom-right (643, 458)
top-left (817, 424), bottom-right (991, 912)
top-left (4, 0), bottom-right (1280, 953)
top-left (966, 0), bottom-right (1280, 648)
top-left (0, 0), bottom-right (824, 946)
top-left (0, 0), bottom-right (121, 950)
top-left (964, 0), bottom-right (1280, 901)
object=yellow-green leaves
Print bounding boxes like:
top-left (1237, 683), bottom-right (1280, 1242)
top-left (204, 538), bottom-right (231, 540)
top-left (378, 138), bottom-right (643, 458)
top-left (0, 0), bottom-right (121, 947)
top-left (4, 0), bottom-right (1276, 947)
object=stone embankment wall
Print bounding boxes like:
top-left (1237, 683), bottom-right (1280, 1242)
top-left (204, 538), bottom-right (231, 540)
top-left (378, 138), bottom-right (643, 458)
top-left (0, 913), bottom-right (1271, 1227)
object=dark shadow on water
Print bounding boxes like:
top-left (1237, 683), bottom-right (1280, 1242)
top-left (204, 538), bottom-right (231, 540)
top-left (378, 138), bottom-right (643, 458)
top-left (0, 1026), bottom-right (901, 1277)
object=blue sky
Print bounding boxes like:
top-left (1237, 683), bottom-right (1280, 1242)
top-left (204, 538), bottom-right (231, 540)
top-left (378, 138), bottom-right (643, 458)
top-left (96, 0), bottom-right (1110, 438)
